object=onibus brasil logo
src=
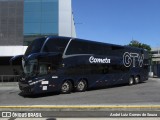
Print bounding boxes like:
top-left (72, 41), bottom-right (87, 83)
top-left (123, 52), bottom-right (144, 67)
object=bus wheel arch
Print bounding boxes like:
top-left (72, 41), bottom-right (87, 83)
top-left (76, 78), bottom-right (88, 92)
top-left (135, 75), bottom-right (140, 84)
top-left (61, 80), bottom-right (73, 94)
top-left (128, 76), bottom-right (134, 85)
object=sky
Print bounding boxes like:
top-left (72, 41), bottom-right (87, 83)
top-left (72, 0), bottom-right (160, 48)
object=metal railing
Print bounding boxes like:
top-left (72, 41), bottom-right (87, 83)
top-left (0, 75), bottom-right (20, 82)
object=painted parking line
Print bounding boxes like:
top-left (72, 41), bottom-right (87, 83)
top-left (0, 105), bottom-right (160, 109)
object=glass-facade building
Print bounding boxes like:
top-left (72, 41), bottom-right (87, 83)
top-left (0, 0), bottom-right (23, 45)
top-left (0, 0), bottom-right (76, 79)
top-left (0, 0), bottom-right (76, 46)
top-left (24, 0), bottom-right (59, 45)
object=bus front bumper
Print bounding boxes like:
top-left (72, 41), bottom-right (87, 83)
top-left (19, 82), bottom-right (35, 94)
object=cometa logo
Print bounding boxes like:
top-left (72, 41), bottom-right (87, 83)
top-left (89, 56), bottom-right (111, 64)
top-left (123, 52), bottom-right (144, 67)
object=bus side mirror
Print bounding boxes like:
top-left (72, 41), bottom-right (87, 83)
top-left (10, 55), bottom-right (24, 65)
top-left (10, 55), bottom-right (24, 76)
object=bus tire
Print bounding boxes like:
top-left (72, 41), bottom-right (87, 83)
top-left (129, 77), bottom-right (134, 85)
top-left (135, 76), bottom-right (140, 84)
top-left (76, 79), bottom-right (87, 92)
top-left (61, 80), bottom-right (72, 94)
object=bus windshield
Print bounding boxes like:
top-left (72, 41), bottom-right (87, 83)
top-left (22, 59), bottom-right (57, 77)
top-left (22, 59), bottom-right (38, 77)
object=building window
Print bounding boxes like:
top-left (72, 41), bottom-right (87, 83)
top-left (24, 0), bottom-right (59, 45)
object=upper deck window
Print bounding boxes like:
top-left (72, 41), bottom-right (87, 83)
top-left (43, 38), bottom-right (69, 53)
top-left (25, 37), bottom-right (46, 56)
top-left (66, 40), bottom-right (90, 55)
top-left (66, 39), bottom-right (124, 56)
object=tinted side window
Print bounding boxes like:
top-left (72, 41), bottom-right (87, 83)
top-left (111, 46), bottom-right (125, 57)
top-left (66, 39), bottom-right (125, 56)
top-left (43, 38), bottom-right (69, 53)
top-left (25, 38), bottom-right (46, 56)
top-left (87, 43), bottom-right (105, 55)
top-left (66, 40), bottom-right (89, 55)
top-left (66, 40), bottom-right (113, 55)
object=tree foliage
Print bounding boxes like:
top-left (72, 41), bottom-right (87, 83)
top-left (128, 40), bottom-right (151, 52)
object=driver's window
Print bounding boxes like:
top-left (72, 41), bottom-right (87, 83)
top-left (39, 64), bottom-right (47, 75)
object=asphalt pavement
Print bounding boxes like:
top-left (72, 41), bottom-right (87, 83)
top-left (1, 78), bottom-right (160, 119)
top-left (0, 78), bottom-right (160, 106)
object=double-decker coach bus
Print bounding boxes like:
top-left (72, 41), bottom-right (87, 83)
top-left (11, 36), bottom-right (149, 94)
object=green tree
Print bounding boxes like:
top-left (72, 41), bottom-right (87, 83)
top-left (128, 40), bottom-right (151, 52)
top-left (128, 40), bottom-right (152, 73)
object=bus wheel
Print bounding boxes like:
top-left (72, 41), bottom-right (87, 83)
top-left (61, 80), bottom-right (72, 94)
top-left (135, 76), bottom-right (140, 84)
top-left (129, 77), bottom-right (134, 85)
top-left (76, 80), bottom-right (87, 92)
